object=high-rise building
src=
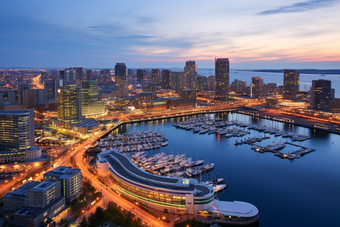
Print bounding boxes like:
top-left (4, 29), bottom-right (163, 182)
top-left (170, 72), bottom-right (182, 91)
top-left (44, 79), bottom-right (57, 102)
top-left (231, 79), bottom-right (247, 93)
top-left (44, 166), bottom-right (82, 202)
top-left (85, 69), bottom-right (92, 80)
top-left (250, 77), bottom-right (263, 98)
top-left (127, 69), bottom-right (133, 79)
top-left (17, 83), bottom-right (29, 105)
top-left (207, 75), bottom-right (215, 91)
top-left (0, 110), bottom-right (35, 152)
top-left (162, 69), bottom-right (171, 90)
top-left (215, 58), bottom-right (229, 99)
top-left (57, 83), bottom-right (82, 123)
top-left (137, 69), bottom-right (146, 82)
top-left (151, 69), bottom-right (160, 85)
top-left (196, 75), bottom-right (207, 91)
top-left (184, 61), bottom-right (197, 90)
top-left (59, 69), bottom-right (65, 79)
top-left (179, 90), bottom-right (196, 107)
top-left (65, 68), bottom-right (77, 83)
top-left (75, 66), bottom-right (84, 81)
top-left (26, 180), bottom-right (61, 208)
top-left (81, 80), bottom-right (105, 116)
top-left (283, 69), bottom-right (300, 101)
top-left (115, 63), bottom-right (127, 98)
top-left (23, 89), bottom-right (45, 109)
top-left (100, 69), bottom-right (110, 84)
top-left (311, 79), bottom-right (332, 110)
top-left (41, 71), bottom-right (48, 85)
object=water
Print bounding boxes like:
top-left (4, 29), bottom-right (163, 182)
top-left (196, 68), bottom-right (340, 98)
top-left (109, 113), bottom-right (340, 227)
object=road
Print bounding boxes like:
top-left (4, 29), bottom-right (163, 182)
top-left (73, 128), bottom-right (172, 227)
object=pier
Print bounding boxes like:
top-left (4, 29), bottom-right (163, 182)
top-left (234, 136), bottom-right (270, 146)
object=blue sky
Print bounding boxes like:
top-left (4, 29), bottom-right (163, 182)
top-left (0, 0), bottom-right (339, 69)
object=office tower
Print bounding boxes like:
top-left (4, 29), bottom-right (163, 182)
top-left (44, 79), bottom-right (57, 102)
top-left (65, 68), bottom-right (77, 83)
top-left (23, 89), bottom-right (45, 109)
top-left (207, 75), bottom-right (215, 91)
top-left (196, 75), bottom-right (207, 91)
top-left (51, 69), bottom-right (58, 80)
top-left (100, 69), bottom-right (110, 84)
top-left (81, 80), bottom-right (105, 116)
top-left (250, 77), bottom-right (263, 98)
top-left (41, 71), bottom-right (48, 85)
top-left (7, 91), bottom-right (16, 104)
top-left (17, 83), bottom-right (29, 105)
top-left (184, 61), bottom-right (197, 90)
top-left (85, 69), bottom-right (92, 80)
top-left (162, 69), bottom-right (171, 90)
top-left (311, 79), bottom-right (332, 110)
top-left (59, 69), bottom-right (65, 79)
top-left (115, 63), bottom-right (127, 98)
top-left (74, 66), bottom-right (84, 81)
top-left (179, 90), bottom-right (196, 106)
top-left (0, 110), bottom-right (35, 151)
top-left (283, 69), bottom-right (300, 100)
top-left (26, 181), bottom-right (61, 208)
top-left (215, 58), bottom-right (229, 99)
top-left (44, 166), bottom-right (82, 202)
top-left (142, 82), bottom-right (156, 92)
top-left (151, 69), bottom-right (160, 85)
top-left (170, 72), bottom-right (181, 91)
top-left (127, 69), bottom-right (133, 79)
top-left (137, 69), bottom-right (146, 82)
top-left (231, 79), bottom-right (247, 93)
top-left (57, 83), bottom-right (82, 123)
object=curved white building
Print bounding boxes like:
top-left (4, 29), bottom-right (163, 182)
top-left (97, 149), bottom-right (259, 225)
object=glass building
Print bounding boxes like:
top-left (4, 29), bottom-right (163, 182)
top-left (81, 80), bottom-right (105, 116)
top-left (115, 63), bottom-right (127, 98)
top-left (57, 82), bottom-right (82, 123)
top-left (283, 69), bottom-right (299, 101)
top-left (215, 58), bottom-right (229, 99)
top-left (311, 79), bottom-right (332, 110)
top-left (184, 61), bottom-right (197, 90)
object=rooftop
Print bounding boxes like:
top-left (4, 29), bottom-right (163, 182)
top-left (103, 149), bottom-right (212, 197)
top-left (4, 181), bottom-right (40, 199)
top-left (30, 180), bottom-right (57, 192)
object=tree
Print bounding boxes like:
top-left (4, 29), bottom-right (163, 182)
top-left (80, 216), bottom-right (88, 227)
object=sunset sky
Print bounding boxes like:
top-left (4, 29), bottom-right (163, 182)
top-left (1, 0), bottom-right (339, 68)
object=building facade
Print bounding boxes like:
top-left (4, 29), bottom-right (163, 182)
top-left (57, 83), bottom-right (82, 123)
top-left (215, 58), bottom-right (229, 99)
top-left (184, 61), bottom-right (197, 90)
top-left (162, 69), bottom-right (171, 90)
top-left (115, 63), bottom-right (127, 99)
top-left (311, 79), bottom-right (332, 110)
top-left (81, 80), bottom-right (105, 116)
top-left (250, 77), bottom-right (263, 98)
top-left (151, 69), bottom-right (160, 85)
top-left (283, 69), bottom-right (300, 101)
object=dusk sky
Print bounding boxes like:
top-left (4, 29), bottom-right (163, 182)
top-left (1, 0), bottom-right (339, 69)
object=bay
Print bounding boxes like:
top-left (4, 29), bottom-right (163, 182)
top-left (110, 113), bottom-right (340, 227)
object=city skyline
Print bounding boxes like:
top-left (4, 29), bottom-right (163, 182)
top-left (1, 0), bottom-right (339, 68)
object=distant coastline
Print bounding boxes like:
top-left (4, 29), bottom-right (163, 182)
top-left (234, 69), bottom-right (340, 75)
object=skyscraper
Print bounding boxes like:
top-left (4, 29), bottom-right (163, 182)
top-left (59, 69), bottom-right (65, 79)
top-left (81, 80), bottom-right (105, 116)
top-left (115, 63), bottom-right (127, 98)
top-left (23, 89), bottom-right (45, 109)
top-left (100, 69), bottom-right (110, 84)
top-left (196, 75), bottom-right (207, 91)
top-left (162, 69), bottom-right (171, 90)
top-left (65, 68), bottom-right (77, 83)
top-left (75, 66), bottom-right (84, 81)
top-left (17, 83), bottom-right (29, 105)
top-left (207, 75), bottom-right (215, 91)
top-left (250, 77), bottom-right (263, 98)
top-left (41, 71), bottom-right (48, 85)
top-left (311, 79), bottom-right (332, 110)
top-left (170, 72), bottom-right (182, 92)
top-left (44, 79), bottom-right (57, 102)
top-left (215, 58), bottom-right (229, 99)
top-left (137, 69), bottom-right (146, 82)
top-left (184, 61), bottom-right (197, 90)
top-left (57, 83), bottom-right (82, 123)
top-left (0, 109), bottom-right (35, 151)
top-left (283, 69), bottom-right (299, 101)
top-left (151, 69), bottom-right (160, 85)
top-left (85, 69), bottom-right (92, 80)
